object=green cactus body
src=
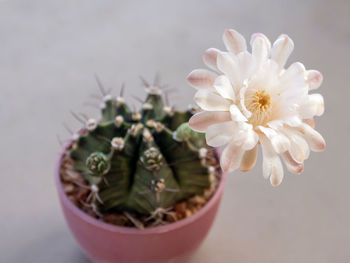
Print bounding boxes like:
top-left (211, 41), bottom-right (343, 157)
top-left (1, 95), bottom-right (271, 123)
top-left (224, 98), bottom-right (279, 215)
top-left (69, 84), bottom-right (212, 217)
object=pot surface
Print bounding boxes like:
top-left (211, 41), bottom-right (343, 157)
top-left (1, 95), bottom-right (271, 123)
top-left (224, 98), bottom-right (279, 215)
top-left (55, 148), bottom-right (226, 263)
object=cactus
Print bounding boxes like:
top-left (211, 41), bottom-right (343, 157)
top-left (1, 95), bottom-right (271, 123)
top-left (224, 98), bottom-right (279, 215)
top-left (68, 78), bottom-right (215, 218)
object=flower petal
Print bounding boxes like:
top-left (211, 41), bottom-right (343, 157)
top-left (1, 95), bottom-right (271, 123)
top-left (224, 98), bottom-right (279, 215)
top-left (281, 151), bottom-right (304, 174)
top-left (270, 34), bottom-right (294, 69)
top-left (257, 126), bottom-right (290, 154)
top-left (223, 29), bottom-right (247, 54)
top-left (229, 104), bottom-right (248, 122)
top-left (237, 51), bottom-right (255, 80)
top-left (205, 121), bottom-right (236, 147)
top-left (187, 69), bottom-right (217, 90)
top-left (297, 123), bottom-right (326, 152)
top-left (303, 118), bottom-right (315, 128)
top-left (240, 145), bottom-right (258, 172)
top-left (217, 52), bottom-right (241, 87)
top-left (214, 75), bottom-right (235, 100)
top-left (189, 111), bottom-right (231, 132)
top-left (220, 140), bottom-right (245, 173)
top-left (282, 128), bottom-right (310, 162)
top-left (203, 48), bottom-right (220, 71)
top-left (239, 84), bottom-right (252, 119)
top-left (260, 135), bottom-right (284, 186)
top-left (306, 70), bottom-right (323, 90)
top-left (251, 34), bottom-right (270, 70)
top-left (299, 94), bottom-right (325, 119)
top-left (279, 62), bottom-right (308, 101)
top-left (241, 128), bottom-right (259, 150)
top-left (194, 90), bottom-right (231, 111)
top-left (250, 33), bottom-right (271, 51)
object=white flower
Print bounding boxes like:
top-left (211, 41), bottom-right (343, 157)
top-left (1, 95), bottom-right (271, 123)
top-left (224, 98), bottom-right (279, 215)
top-left (188, 29), bottom-right (325, 186)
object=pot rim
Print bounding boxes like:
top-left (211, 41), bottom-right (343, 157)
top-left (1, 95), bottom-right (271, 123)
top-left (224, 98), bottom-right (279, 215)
top-left (55, 142), bottom-right (226, 235)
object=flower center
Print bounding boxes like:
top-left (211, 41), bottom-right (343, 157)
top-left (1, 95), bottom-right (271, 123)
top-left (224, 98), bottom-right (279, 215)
top-left (246, 89), bottom-right (272, 126)
top-left (252, 90), bottom-right (271, 112)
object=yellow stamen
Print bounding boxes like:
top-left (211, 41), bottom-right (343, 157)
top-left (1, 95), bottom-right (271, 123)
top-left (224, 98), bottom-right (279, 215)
top-left (251, 90), bottom-right (271, 112)
top-left (246, 89), bottom-right (272, 126)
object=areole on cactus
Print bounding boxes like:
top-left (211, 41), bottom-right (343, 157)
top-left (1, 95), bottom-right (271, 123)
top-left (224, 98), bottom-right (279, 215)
top-left (67, 77), bottom-right (216, 218)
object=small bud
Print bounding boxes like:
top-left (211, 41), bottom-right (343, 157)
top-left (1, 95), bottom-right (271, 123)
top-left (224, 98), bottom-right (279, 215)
top-left (153, 178), bottom-right (166, 193)
top-left (115, 115), bottom-right (124, 127)
top-left (103, 94), bottom-right (113, 102)
top-left (142, 147), bottom-right (163, 170)
top-left (132, 112), bottom-right (141, 121)
top-left (116, 96), bottom-right (124, 106)
top-left (163, 106), bottom-right (174, 116)
top-left (129, 123), bottom-right (143, 136)
top-left (91, 184), bottom-right (99, 192)
top-left (86, 119), bottom-right (98, 131)
top-left (154, 122), bottom-right (164, 133)
top-left (145, 86), bottom-right (162, 95)
top-left (86, 152), bottom-right (110, 176)
top-left (111, 137), bottom-right (125, 151)
top-left (199, 148), bottom-right (208, 159)
top-left (146, 119), bottom-right (155, 128)
top-left (142, 103), bottom-right (153, 110)
top-left (143, 128), bottom-right (153, 142)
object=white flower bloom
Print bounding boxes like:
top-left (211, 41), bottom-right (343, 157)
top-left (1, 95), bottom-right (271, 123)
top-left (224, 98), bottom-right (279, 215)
top-left (188, 29), bottom-right (325, 186)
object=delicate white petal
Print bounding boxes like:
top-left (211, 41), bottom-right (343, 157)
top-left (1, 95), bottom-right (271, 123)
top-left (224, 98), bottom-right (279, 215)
top-left (223, 29), bottom-right (247, 54)
top-left (279, 62), bottom-right (308, 101)
top-left (269, 159), bottom-right (284, 187)
top-left (241, 128), bottom-right (259, 150)
top-left (220, 140), bottom-right (245, 173)
top-left (237, 51), bottom-right (255, 80)
top-left (271, 34), bottom-right (294, 68)
top-left (260, 135), bottom-right (284, 186)
top-left (206, 121), bottom-right (236, 147)
top-left (240, 145), bottom-right (258, 172)
top-left (307, 70), bottom-right (323, 90)
top-left (283, 116), bottom-right (302, 127)
top-left (251, 35), bottom-right (270, 69)
top-left (194, 90), bottom-right (231, 111)
top-left (257, 126), bottom-right (290, 154)
top-left (202, 48), bottom-right (220, 71)
top-left (267, 120), bottom-right (284, 130)
top-left (216, 52), bottom-right (241, 87)
top-left (299, 94), bottom-right (325, 119)
top-left (229, 104), bottom-right (248, 122)
top-left (297, 123), bottom-right (326, 152)
top-left (281, 151), bottom-right (304, 174)
top-left (281, 62), bottom-right (306, 83)
top-left (187, 69), bottom-right (217, 90)
top-left (282, 128), bottom-right (310, 162)
top-left (189, 111), bottom-right (231, 132)
top-left (239, 84), bottom-right (252, 119)
top-left (250, 33), bottom-right (271, 50)
top-left (303, 118), bottom-right (315, 128)
top-left (214, 75), bottom-right (235, 100)
top-left (257, 126), bottom-right (278, 138)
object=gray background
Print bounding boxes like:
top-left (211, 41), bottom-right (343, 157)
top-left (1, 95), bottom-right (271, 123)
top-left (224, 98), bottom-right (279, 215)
top-left (1, 0), bottom-right (349, 262)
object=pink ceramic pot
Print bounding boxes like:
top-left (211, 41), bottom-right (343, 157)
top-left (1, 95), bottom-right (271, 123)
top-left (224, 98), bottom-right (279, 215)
top-left (55, 147), bottom-right (226, 263)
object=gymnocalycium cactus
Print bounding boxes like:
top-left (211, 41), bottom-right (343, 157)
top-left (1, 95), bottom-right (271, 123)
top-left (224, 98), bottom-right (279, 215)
top-left (68, 77), bottom-right (216, 219)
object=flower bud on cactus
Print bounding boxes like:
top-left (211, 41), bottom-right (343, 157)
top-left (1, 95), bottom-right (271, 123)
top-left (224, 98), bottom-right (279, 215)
top-left (69, 79), bottom-right (214, 217)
